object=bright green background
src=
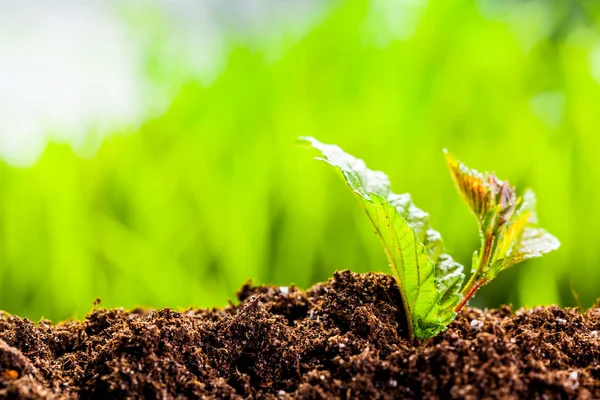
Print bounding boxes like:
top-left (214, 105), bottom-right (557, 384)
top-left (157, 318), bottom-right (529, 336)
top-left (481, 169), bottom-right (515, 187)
top-left (2, 0), bottom-right (599, 321)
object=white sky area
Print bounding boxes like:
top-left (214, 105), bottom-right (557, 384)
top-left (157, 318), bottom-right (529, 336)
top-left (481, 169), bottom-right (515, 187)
top-left (0, 0), bottom-right (328, 167)
top-left (0, 2), bottom-right (146, 166)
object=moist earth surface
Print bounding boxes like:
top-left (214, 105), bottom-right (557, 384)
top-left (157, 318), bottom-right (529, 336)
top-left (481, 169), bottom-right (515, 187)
top-left (1, 270), bottom-right (599, 399)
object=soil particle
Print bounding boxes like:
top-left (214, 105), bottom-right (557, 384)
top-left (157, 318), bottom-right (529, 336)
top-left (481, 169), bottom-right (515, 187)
top-left (1, 270), bottom-right (600, 399)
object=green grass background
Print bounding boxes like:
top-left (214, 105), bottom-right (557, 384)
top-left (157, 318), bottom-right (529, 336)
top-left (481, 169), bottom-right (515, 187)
top-left (1, 0), bottom-right (599, 321)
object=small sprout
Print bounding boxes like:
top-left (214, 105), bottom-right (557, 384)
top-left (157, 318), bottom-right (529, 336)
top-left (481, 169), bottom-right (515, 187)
top-left (300, 137), bottom-right (559, 341)
top-left (445, 151), bottom-right (560, 312)
top-left (300, 137), bottom-right (463, 340)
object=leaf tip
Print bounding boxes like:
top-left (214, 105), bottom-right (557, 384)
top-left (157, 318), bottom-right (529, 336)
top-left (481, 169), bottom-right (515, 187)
top-left (296, 136), bottom-right (316, 147)
top-left (443, 150), bottom-right (461, 172)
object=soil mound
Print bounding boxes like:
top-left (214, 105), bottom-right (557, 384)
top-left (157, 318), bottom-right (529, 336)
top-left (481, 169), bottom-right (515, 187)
top-left (1, 270), bottom-right (599, 399)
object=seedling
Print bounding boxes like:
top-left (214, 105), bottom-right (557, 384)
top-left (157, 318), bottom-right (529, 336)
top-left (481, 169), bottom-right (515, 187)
top-left (300, 137), bottom-right (559, 340)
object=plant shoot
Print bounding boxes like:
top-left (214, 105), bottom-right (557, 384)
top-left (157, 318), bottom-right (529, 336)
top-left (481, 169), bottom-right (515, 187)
top-left (301, 137), bottom-right (559, 340)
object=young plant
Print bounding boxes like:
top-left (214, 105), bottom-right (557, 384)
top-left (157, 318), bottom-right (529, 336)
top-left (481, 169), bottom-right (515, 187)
top-left (300, 137), bottom-right (559, 341)
top-left (300, 137), bottom-right (465, 340)
top-left (445, 152), bottom-right (560, 312)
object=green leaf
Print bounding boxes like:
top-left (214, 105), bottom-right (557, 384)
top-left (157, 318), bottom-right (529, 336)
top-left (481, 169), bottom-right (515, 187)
top-left (497, 191), bottom-right (560, 271)
top-left (505, 227), bottom-right (560, 267)
top-left (446, 152), bottom-right (560, 306)
top-left (300, 137), bottom-right (464, 339)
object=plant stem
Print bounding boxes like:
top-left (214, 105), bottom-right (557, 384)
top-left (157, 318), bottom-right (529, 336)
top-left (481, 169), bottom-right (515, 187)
top-left (455, 233), bottom-right (494, 313)
top-left (394, 277), bottom-right (414, 340)
top-left (454, 278), bottom-right (487, 313)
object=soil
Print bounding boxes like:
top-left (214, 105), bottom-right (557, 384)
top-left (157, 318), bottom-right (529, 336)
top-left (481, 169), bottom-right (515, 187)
top-left (1, 270), bottom-right (599, 399)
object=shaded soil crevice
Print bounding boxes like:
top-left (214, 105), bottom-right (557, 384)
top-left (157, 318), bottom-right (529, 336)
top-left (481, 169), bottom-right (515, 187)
top-left (1, 270), bottom-right (599, 399)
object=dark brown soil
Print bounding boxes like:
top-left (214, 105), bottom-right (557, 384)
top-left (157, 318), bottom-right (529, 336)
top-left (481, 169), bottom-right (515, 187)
top-left (1, 270), bottom-right (599, 399)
